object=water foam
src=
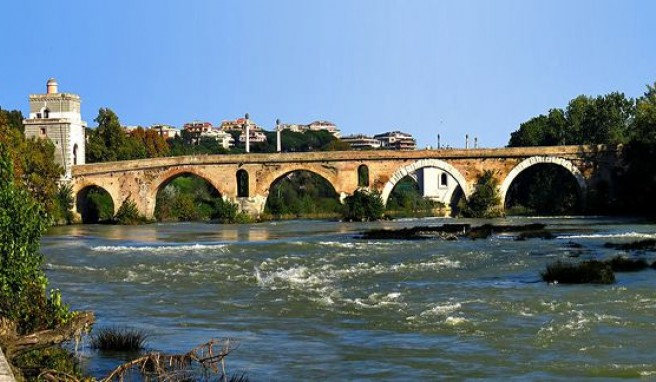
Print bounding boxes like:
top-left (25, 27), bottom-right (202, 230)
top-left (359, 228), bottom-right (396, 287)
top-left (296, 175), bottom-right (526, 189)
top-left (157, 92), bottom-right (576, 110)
top-left (91, 243), bottom-right (228, 253)
top-left (556, 232), bottom-right (656, 240)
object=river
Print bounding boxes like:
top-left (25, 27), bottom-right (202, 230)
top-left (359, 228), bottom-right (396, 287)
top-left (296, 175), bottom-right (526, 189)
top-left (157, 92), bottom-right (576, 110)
top-left (42, 217), bottom-right (656, 380)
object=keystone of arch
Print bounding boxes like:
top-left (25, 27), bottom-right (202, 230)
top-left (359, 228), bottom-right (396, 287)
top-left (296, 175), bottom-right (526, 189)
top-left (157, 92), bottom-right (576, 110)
top-left (499, 156), bottom-right (587, 204)
top-left (380, 159), bottom-right (471, 205)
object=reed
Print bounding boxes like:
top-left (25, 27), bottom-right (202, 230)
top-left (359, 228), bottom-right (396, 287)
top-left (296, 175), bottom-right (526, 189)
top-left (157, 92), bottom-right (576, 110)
top-left (90, 327), bottom-right (149, 352)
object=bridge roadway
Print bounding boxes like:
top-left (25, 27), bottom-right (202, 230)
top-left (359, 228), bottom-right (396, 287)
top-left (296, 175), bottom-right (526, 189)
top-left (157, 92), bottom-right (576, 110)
top-left (71, 145), bottom-right (620, 218)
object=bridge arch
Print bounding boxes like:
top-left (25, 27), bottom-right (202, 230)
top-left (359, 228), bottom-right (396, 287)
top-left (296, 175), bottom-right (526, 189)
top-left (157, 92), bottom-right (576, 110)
top-left (261, 164), bottom-right (341, 197)
top-left (75, 184), bottom-right (116, 223)
top-left (264, 168), bottom-right (342, 215)
top-left (499, 156), bottom-right (587, 206)
top-left (380, 159), bottom-right (470, 205)
top-left (148, 167), bottom-right (226, 218)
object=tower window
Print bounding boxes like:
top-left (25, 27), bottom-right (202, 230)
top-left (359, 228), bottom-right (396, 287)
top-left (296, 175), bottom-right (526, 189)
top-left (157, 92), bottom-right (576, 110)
top-left (43, 109), bottom-right (50, 118)
top-left (40, 128), bottom-right (46, 136)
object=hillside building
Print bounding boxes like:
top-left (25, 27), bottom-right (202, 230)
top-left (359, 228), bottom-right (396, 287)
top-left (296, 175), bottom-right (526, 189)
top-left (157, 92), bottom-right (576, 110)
top-left (374, 131), bottom-right (416, 150)
top-left (341, 134), bottom-right (382, 150)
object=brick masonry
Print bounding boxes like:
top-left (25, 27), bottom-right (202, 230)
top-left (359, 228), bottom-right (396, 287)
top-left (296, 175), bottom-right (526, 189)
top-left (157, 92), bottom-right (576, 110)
top-left (71, 145), bottom-right (621, 218)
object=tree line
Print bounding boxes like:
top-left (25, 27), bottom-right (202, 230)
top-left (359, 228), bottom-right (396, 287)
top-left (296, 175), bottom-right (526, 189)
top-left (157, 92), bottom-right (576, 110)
top-left (506, 82), bottom-right (656, 216)
top-left (86, 108), bottom-right (349, 163)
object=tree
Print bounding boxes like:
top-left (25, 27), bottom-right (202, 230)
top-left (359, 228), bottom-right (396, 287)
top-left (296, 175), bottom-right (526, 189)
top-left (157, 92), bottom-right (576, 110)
top-left (0, 143), bottom-right (71, 334)
top-left (633, 83), bottom-right (656, 144)
top-left (460, 170), bottom-right (502, 218)
top-left (343, 190), bottom-right (384, 221)
top-left (87, 108), bottom-right (125, 162)
top-left (0, 109), bottom-right (64, 219)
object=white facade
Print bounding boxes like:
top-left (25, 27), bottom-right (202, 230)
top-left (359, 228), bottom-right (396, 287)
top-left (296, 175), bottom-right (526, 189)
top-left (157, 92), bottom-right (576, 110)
top-left (23, 78), bottom-right (86, 179)
top-left (341, 134), bottom-right (381, 150)
top-left (200, 129), bottom-right (235, 149)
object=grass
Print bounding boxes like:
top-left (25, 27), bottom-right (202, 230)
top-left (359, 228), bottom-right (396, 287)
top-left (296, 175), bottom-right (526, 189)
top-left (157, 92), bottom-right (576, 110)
top-left (91, 327), bottom-right (150, 352)
top-left (541, 260), bottom-right (615, 284)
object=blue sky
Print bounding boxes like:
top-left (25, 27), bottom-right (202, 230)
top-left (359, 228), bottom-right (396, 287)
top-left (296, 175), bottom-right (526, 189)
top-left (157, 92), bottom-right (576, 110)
top-left (2, 1), bottom-right (655, 148)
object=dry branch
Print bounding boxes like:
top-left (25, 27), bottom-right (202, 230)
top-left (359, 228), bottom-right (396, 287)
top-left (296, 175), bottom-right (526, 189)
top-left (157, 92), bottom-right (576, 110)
top-left (100, 338), bottom-right (237, 382)
top-left (4, 311), bottom-right (94, 361)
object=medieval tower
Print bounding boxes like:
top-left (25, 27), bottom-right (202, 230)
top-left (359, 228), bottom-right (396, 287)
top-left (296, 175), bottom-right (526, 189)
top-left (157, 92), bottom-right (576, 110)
top-left (23, 78), bottom-right (86, 178)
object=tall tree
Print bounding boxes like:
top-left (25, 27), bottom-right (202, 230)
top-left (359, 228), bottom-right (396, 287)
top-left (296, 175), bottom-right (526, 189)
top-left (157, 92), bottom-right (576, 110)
top-left (87, 108), bottom-right (125, 162)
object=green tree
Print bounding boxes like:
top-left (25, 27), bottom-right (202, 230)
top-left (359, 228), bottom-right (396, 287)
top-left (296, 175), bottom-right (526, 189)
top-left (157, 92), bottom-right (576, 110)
top-left (0, 109), bottom-right (64, 219)
top-left (87, 108), bottom-right (126, 162)
top-left (343, 190), bottom-right (384, 221)
top-left (113, 199), bottom-right (148, 225)
top-left (460, 170), bottom-right (502, 218)
top-left (0, 144), bottom-right (71, 334)
top-left (633, 83), bottom-right (656, 144)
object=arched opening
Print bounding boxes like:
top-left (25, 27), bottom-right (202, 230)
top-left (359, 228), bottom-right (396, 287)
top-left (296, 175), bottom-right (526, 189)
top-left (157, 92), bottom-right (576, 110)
top-left (43, 109), bottom-right (50, 119)
top-left (381, 159), bottom-right (470, 206)
top-left (440, 173), bottom-right (448, 187)
top-left (73, 144), bottom-right (78, 165)
top-left (357, 165), bottom-right (369, 187)
top-left (264, 170), bottom-right (341, 218)
top-left (76, 186), bottom-right (115, 224)
top-left (386, 175), bottom-right (445, 217)
top-left (155, 173), bottom-right (222, 221)
top-left (504, 163), bottom-right (583, 215)
top-left (449, 185), bottom-right (466, 216)
top-left (236, 170), bottom-right (249, 198)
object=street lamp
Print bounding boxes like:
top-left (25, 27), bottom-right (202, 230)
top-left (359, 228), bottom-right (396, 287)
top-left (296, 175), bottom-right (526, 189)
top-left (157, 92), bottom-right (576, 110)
top-left (244, 113), bottom-right (250, 153)
top-left (276, 118), bottom-right (282, 152)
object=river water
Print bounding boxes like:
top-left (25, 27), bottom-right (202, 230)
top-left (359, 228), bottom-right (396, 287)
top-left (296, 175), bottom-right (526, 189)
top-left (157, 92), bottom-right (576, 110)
top-left (43, 217), bottom-right (656, 380)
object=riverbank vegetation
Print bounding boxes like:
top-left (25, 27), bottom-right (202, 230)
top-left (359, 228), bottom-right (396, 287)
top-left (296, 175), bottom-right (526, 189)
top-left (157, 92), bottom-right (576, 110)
top-left (0, 108), bottom-right (73, 225)
top-left (385, 177), bottom-right (447, 218)
top-left (264, 171), bottom-right (342, 219)
top-left (0, 143), bottom-right (94, 379)
top-left (91, 327), bottom-right (150, 352)
top-left (459, 170), bottom-right (503, 218)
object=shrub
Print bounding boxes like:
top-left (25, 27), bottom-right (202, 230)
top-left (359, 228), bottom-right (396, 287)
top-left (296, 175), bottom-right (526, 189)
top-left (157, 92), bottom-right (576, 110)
top-left (342, 190), bottom-right (384, 221)
top-left (14, 346), bottom-right (82, 380)
top-left (541, 260), bottom-right (615, 284)
top-left (606, 256), bottom-right (649, 272)
top-left (91, 327), bottom-right (150, 352)
top-left (212, 198), bottom-right (239, 223)
top-left (0, 144), bottom-right (72, 334)
top-left (460, 170), bottom-right (503, 218)
top-left (53, 183), bottom-right (75, 225)
top-left (114, 199), bottom-right (148, 225)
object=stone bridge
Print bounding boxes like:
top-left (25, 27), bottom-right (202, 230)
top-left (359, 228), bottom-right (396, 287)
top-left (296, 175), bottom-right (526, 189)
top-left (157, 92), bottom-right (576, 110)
top-left (70, 145), bottom-right (620, 219)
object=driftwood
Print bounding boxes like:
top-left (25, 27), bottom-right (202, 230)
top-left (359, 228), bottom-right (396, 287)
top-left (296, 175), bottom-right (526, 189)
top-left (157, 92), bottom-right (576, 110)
top-left (3, 311), bottom-right (94, 361)
top-left (38, 339), bottom-right (237, 382)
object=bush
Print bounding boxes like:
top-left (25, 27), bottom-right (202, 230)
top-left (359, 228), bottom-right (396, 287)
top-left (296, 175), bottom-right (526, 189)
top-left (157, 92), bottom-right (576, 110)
top-left (460, 170), bottom-right (503, 218)
top-left (14, 346), bottom-right (82, 380)
top-left (114, 199), bottom-right (148, 225)
top-left (91, 327), bottom-right (150, 352)
top-left (53, 183), bottom-right (75, 225)
top-left (606, 256), bottom-right (649, 272)
top-left (212, 198), bottom-right (239, 222)
top-left (342, 190), bottom-right (384, 221)
top-left (0, 144), bottom-right (72, 333)
top-left (541, 260), bottom-right (615, 284)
